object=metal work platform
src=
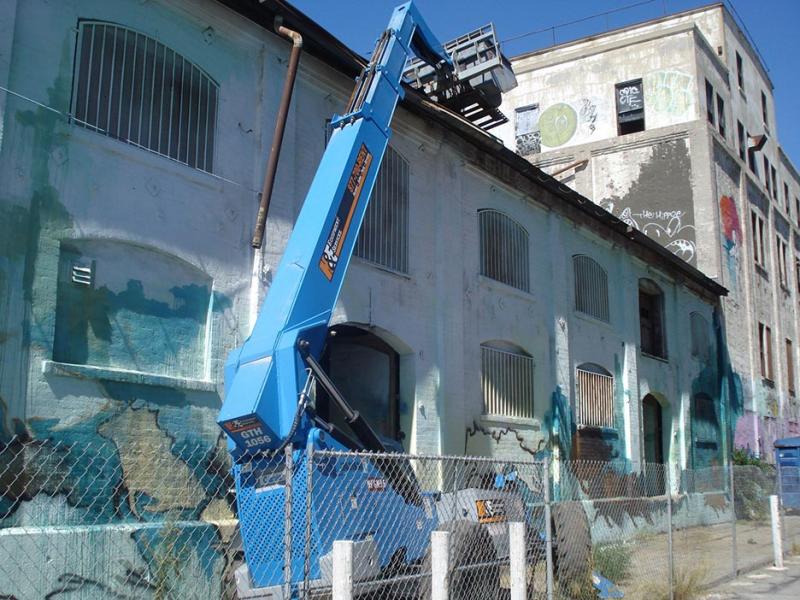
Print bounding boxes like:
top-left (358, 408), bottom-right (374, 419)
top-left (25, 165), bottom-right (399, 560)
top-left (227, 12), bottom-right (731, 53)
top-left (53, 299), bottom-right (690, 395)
top-left (403, 23), bottom-right (517, 130)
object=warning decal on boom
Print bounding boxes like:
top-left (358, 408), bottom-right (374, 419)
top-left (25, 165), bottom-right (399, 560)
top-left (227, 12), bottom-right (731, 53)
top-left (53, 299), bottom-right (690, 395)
top-left (319, 144), bottom-right (373, 280)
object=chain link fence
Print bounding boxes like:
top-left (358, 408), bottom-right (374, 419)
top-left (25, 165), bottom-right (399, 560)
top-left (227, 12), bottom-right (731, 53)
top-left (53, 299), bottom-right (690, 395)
top-left (1, 434), bottom-right (798, 599)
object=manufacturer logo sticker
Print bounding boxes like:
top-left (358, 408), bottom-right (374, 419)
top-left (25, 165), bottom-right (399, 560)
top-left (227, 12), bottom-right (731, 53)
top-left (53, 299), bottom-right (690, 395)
top-left (319, 144), bottom-right (373, 280)
top-left (475, 498), bottom-right (506, 523)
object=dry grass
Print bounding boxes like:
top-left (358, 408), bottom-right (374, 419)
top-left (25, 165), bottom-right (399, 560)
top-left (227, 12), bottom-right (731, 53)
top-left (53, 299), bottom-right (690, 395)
top-left (641, 565), bottom-right (709, 600)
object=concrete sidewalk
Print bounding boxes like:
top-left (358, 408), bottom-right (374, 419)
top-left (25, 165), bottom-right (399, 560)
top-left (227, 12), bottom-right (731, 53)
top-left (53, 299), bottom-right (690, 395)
top-left (703, 555), bottom-right (800, 599)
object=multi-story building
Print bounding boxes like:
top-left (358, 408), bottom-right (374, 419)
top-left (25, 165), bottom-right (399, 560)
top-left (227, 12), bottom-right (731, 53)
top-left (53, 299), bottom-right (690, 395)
top-left (497, 2), bottom-right (800, 459)
top-left (0, 0), bottom-right (727, 594)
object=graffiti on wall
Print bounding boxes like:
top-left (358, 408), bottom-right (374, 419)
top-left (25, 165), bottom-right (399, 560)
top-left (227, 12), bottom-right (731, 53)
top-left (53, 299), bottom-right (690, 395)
top-left (719, 195), bottom-right (743, 292)
top-left (644, 70), bottom-right (694, 118)
top-left (515, 98), bottom-right (600, 155)
top-left (594, 138), bottom-right (696, 265)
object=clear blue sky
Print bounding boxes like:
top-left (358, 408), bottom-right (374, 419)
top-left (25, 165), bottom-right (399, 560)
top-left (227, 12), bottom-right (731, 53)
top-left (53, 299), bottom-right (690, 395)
top-left (292, 0), bottom-right (800, 167)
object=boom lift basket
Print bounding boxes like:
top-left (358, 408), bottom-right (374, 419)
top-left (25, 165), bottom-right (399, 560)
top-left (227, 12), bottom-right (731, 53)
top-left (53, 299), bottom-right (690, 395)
top-left (403, 23), bottom-right (517, 130)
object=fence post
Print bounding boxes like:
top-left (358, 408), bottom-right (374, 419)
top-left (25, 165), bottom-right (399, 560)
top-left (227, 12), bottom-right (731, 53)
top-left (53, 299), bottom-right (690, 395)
top-left (304, 444), bottom-right (314, 599)
top-left (544, 456), bottom-right (554, 600)
top-left (666, 462), bottom-right (674, 600)
top-left (332, 540), bottom-right (354, 600)
top-left (509, 521), bottom-right (526, 600)
top-left (431, 530), bottom-right (450, 600)
top-left (730, 462), bottom-right (737, 578)
top-left (284, 444), bottom-right (294, 599)
top-left (770, 495), bottom-right (785, 569)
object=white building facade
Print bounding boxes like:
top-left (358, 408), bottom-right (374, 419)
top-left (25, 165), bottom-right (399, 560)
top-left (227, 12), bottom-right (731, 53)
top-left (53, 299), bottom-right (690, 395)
top-left (497, 2), bottom-right (800, 459)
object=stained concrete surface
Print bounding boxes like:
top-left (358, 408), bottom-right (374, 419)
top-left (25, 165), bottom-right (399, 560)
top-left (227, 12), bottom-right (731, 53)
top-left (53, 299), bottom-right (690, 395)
top-left (704, 555), bottom-right (800, 599)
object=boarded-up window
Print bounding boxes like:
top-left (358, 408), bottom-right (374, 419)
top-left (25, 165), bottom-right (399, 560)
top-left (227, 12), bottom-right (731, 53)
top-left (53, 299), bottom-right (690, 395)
top-left (575, 363), bottom-right (614, 428)
top-left (692, 393), bottom-right (721, 469)
top-left (478, 210), bottom-right (530, 292)
top-left (573, 255), bottom-right (609, 322)
top-left (355, 146), bottom-right (409, 273)
top-left (480, 343), bottom-right (534, 419)
top-left (690, 311), bottom-right (710, 361)
top-left (71, 21), bottom-right (219, 172)
top-left (759, 322), bottom-right (774, 381)
top-left (616, 78), bottom-right (644, 135)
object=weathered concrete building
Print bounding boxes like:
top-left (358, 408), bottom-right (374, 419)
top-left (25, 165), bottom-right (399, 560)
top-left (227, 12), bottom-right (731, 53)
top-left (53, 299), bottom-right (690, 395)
top-left (0, 0), bottom-right (729, 594)
top-left (497, 3), bottom-right (800, 459)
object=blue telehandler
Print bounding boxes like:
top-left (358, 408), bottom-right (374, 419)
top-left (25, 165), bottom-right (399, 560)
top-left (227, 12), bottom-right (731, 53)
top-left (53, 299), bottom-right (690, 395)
top-left (218, 3), bottom-right (593, 597)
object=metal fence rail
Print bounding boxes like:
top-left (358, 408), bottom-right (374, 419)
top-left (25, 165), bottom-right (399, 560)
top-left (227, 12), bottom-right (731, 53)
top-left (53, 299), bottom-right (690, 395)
top-left (0, 435), bottom-right (798, 599)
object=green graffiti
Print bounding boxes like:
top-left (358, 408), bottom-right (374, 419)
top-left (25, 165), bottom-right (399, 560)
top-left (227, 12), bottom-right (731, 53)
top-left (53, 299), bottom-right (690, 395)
top-left (539, 103), bottom-right (577, 147)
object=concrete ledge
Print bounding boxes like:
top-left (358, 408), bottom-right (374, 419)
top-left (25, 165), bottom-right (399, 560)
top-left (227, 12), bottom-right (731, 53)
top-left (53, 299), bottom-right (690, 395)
top-left (42, 359), bottom-right (217, 392)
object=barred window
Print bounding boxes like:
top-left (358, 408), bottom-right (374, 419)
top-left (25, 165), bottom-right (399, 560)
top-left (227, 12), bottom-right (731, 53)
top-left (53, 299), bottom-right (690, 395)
top-left (355, 146), bottom-right (409, 273)
top-left (478, 209), bottom-right (530, 292)
top-left (575, 363), bottom-right (614, 428)
top-left (480, 342), bottom-right (534, 420)
top-left (690, 312), bottom-right (710, 361)
top-left (639, 278), bottom-right (667, 358)
top-left (72, 21), bottom-right (219, 172)
top-left (573, 255), bottom-right (609, 322)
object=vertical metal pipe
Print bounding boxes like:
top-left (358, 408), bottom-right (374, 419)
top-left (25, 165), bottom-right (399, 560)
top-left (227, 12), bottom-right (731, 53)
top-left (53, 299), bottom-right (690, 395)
top-left (544, 456), bottom-right (554, 600)
top-left (252, 18), bottom-right (303, 249)
top-left (730, 461), bottom-right (737, 578)
top-left (666, 463), bottom-right (674, 600)
top-left (284, 444), bottom-right (294, 599)
top-left (304, 444), bottom-right (314, 599)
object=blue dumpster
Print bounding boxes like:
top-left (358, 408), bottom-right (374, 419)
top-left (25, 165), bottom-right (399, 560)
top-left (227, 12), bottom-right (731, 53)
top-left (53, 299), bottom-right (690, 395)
top-left (775, 437), bottom-right (800, 510)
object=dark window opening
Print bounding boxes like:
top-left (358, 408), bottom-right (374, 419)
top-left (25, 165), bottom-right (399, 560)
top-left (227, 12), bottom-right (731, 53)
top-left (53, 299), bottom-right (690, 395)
top-left (737, 121), bottom-right (746, 160)
top-left (784, 183), bottom-right (790, 211)
top-left (616, 79), bottom-right (644, 135)
top-left (747, 131), bottom-right (757, 174)
top-left (319, 325), bottom-right (402, 447)
top-left (771, 166), bottom-right (778, 200)
top-left (639, 278), bottom-right (666, 359)
top-left (642, 394), bottom-right (666, 494)
top-left (761, 91), bottom-right (769, 127)
top-left (716, 94), bottom-right (726, 138)
top-left (705, 80), bottom-right (715, 125)
top-left (736, 51), bottom-right (744, 90)
top-left (764, 157), bottom-right (771, 195)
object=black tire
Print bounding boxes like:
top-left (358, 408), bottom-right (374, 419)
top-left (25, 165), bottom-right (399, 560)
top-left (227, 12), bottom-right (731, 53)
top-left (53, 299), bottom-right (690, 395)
top-left (421, 520), bottom-right (499, 600)
top-left (551, 501), bottom-right (593, 592)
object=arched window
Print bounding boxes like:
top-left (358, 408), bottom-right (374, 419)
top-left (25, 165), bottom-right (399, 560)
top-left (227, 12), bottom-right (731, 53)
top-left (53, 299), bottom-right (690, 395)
top-left (355, 146), bottom-right (410, 273)
top-left (480, 341), bottom-right (534, 419)
top-left (478, 210), bottom-right (530, 292)
top-left (575, 363), bottom-right (614, 428)
top-left (690, 311), bottom-right (710, 360)
top-left (53, 239), bottom-right (214, 379)
top-left (639, 278), bottom-right (666, 358)
top-left (72, 21), bottom-right (219, 172)
top-left (573, 255), bottom-right (610, 322)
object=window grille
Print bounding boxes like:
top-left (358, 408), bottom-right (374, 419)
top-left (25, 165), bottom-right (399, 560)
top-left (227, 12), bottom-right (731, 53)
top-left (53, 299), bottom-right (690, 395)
top-left (573, 255), bottom-right (609, 322)
top-left (690, 311), bottom-right (710, 360)
top-left (478, 209), bottom-right (530, 292)
top-left (355, 146), bottom-right (409, 273)
top-left (575, 364), bottom-right (614, 428)
top-left (480, 344), bottom-right (534, 419)
top-left (72, 21), bottom-right (218, 172)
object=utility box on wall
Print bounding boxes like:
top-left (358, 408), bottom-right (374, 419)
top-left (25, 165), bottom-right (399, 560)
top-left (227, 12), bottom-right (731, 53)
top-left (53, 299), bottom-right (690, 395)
top-left (775, 437), bottom-right (800, 510)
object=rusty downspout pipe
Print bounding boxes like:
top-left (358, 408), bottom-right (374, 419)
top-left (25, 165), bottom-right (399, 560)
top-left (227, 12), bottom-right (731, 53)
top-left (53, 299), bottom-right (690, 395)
top-left (251, 17), bottom-right (303, 249)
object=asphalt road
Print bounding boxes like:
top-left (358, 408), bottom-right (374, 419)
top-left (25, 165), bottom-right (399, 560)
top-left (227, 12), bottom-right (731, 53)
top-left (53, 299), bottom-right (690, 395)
top-left (704, 555), bottom-right (800, 599)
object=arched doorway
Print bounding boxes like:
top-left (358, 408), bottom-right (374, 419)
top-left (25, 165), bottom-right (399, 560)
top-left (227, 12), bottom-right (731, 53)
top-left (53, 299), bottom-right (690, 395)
top-left (642, 394), bottom-right (665, 465)
top-left (318, 324), bottom-right (402, 448)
